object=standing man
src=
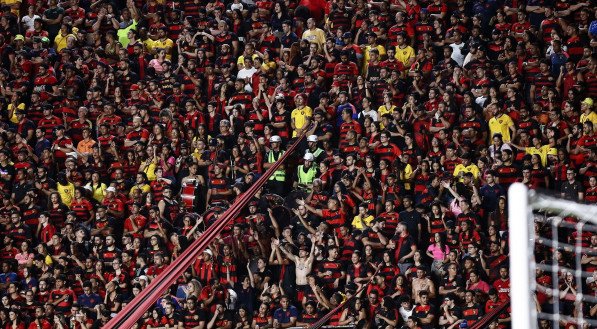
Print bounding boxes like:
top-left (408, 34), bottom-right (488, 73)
top-left (264, 135), bottom-right (286, 195)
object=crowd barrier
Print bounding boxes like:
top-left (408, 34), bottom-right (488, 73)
top-left (104, 132), bottom-right (308, 328)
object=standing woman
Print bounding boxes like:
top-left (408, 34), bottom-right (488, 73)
top-left (426, 233), bottom-right (450, 278)
top-left (270, 2), bottom-right (289, 33)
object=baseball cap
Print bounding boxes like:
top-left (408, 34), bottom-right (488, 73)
top-left (582, 97), bottom-right (593, 107)
top-left (307, 135), bottom-right (318, 142)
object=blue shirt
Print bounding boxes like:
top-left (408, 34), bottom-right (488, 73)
top-left (273, 306), bottom-right (298, 324)
top-left (336, 102), bottom-right (358, 126)
top-left (479, 183), bottom-right (505, 212)
top-left (21, 277), bottom-right (38, 292)
top-left (0, 272), bottom-right (17, 284)
top-left (78, 293), bottom-right (102, 308)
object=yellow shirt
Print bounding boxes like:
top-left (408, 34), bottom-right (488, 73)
top-left (236, 53), bottom-right (260, 66)
top-left (57, 182), bottom-right (75, 206)
top-left (401, 163), bottom-right (414, 190)
top-left (141, 160), bottom-right (157, 181)
top-left (363, 44), bottom-right (386, 71)
top-left (488, 114), bottom-right (514, 143)
top-left (351, 214), bottom-right (374, 229)
top-left (129, 183), bottom-right (151, 198)
top-left (86, 183), bottom-right (107, 202)
top-left (152, 38), bottom-right (174, 59)
top-left (453, 163), bottom-right (480, 181)
top-left (8, 103), bottom-right (25, 124)
top-left (301, 28), bottom-right (326, 46)
top-left (378, 105), bottom-right (396, 117)
top-left (580, 111), bottom-right (597, 127)
top-left (525, 145), bottom-right (551, 167)
top-left (395, 45), bottom-right (415, 67)
top-left (143, 38), bottom-right (155, 54)
top-left (54, 33), bottom-right (74, 52)
top-left (291, 106), bottom-right (312, 137)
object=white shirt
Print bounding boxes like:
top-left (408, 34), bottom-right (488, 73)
top-left (449, 42), bottom-right (465, 67)
top-left (399, 306), bottom-right (414, 322)
top-left (360, 109), bottom-right (379, 122)
top-left (237, 67), bottom-right (257, 80)
top-left (22, 14), bottom-right (40, 31)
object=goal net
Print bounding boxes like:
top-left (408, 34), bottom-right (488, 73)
top-left (509, 183), bottom-right (597, 329)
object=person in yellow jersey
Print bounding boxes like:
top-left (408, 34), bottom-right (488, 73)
top-left (394, 32), bottom-right (415, 69)
top-left (580, 97), bottom-right (597, 129)
top-left (54, 23), bottom-right (76, 52)
top-left (377, 93), bottom-right (396, 118)
top-left (291, 94), bottom-right (312, 138)
top-left (151, 26), bottom-right (174, 60)
top-left (453, 153), bottom-right (480, 182)
top-left (351, 203), bottom-right (374, 229)
top-left (362, 31), bottom-right (386, 72)
top-left (56, 172), bottom-right (75, 206)
top-left (302, 18), bottom-right (326, 47)
top-left (508, 136), bottom-right (552, 167)
top-left (487, 104), bottom-right (516, 143)
top-left (129, 172), bottom-right (151, 198)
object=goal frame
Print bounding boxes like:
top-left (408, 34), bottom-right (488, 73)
top-left (509, 183), bottom-right (537, 329)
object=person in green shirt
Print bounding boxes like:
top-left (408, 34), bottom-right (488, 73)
top-left (116, 0), bottom-right (140, 47)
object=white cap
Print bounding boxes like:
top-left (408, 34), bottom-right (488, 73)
top-left (270, 135), bottom-right (282, 143)
top-left (138, 275), bottom-right (148, 282)
top-left (307, 135), bottom-right (318, 142)
top-left (203, 249), bottom-right (213, 256)
top-left (106, 186), bottom-right (116, 193)
top-left (303, 153), bottom-right (314, 161)
top-left (83, 185), bottom-right (92, 191)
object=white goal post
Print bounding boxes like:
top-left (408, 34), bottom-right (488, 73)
top-left (509, 183), bottom-right (597, 329)
top-left (509, 183), bottom-right (536, 329)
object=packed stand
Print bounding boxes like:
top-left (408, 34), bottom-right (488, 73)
top-left (0, 0), bottom-right (595, 328)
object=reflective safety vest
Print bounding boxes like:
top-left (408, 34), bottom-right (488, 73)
top-left (297, 165), bottom-right (317, 186)
top-left (268, 150), bottom-right (285, 181)
top-left (310, 148), bottom-right (324, 160)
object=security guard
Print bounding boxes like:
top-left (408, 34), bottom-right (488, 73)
top-left (264, 135), bottom-right (286, 195)
top-left (306, 135), bottom-right (324, 163)
top-left (294, 153), bottom-right (319, 191)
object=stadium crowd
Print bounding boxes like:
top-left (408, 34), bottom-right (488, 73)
top-left (0, 0), bottom-right (595, 328)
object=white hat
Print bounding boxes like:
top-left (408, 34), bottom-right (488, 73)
top-left (270, 135), bottom-right (282, 143)
top-left (83, 185), bottom-right (92, 191)
top-left (203, 249), bottom-right (213, 256)
top-left (307, 135), bottom-right (318, 142)
top-left (138, 275), bottom-right (148, 282)
top-left (106, 186), bottom-right (116, 193)
top-left (303, 153), bottom-right (314, 161)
